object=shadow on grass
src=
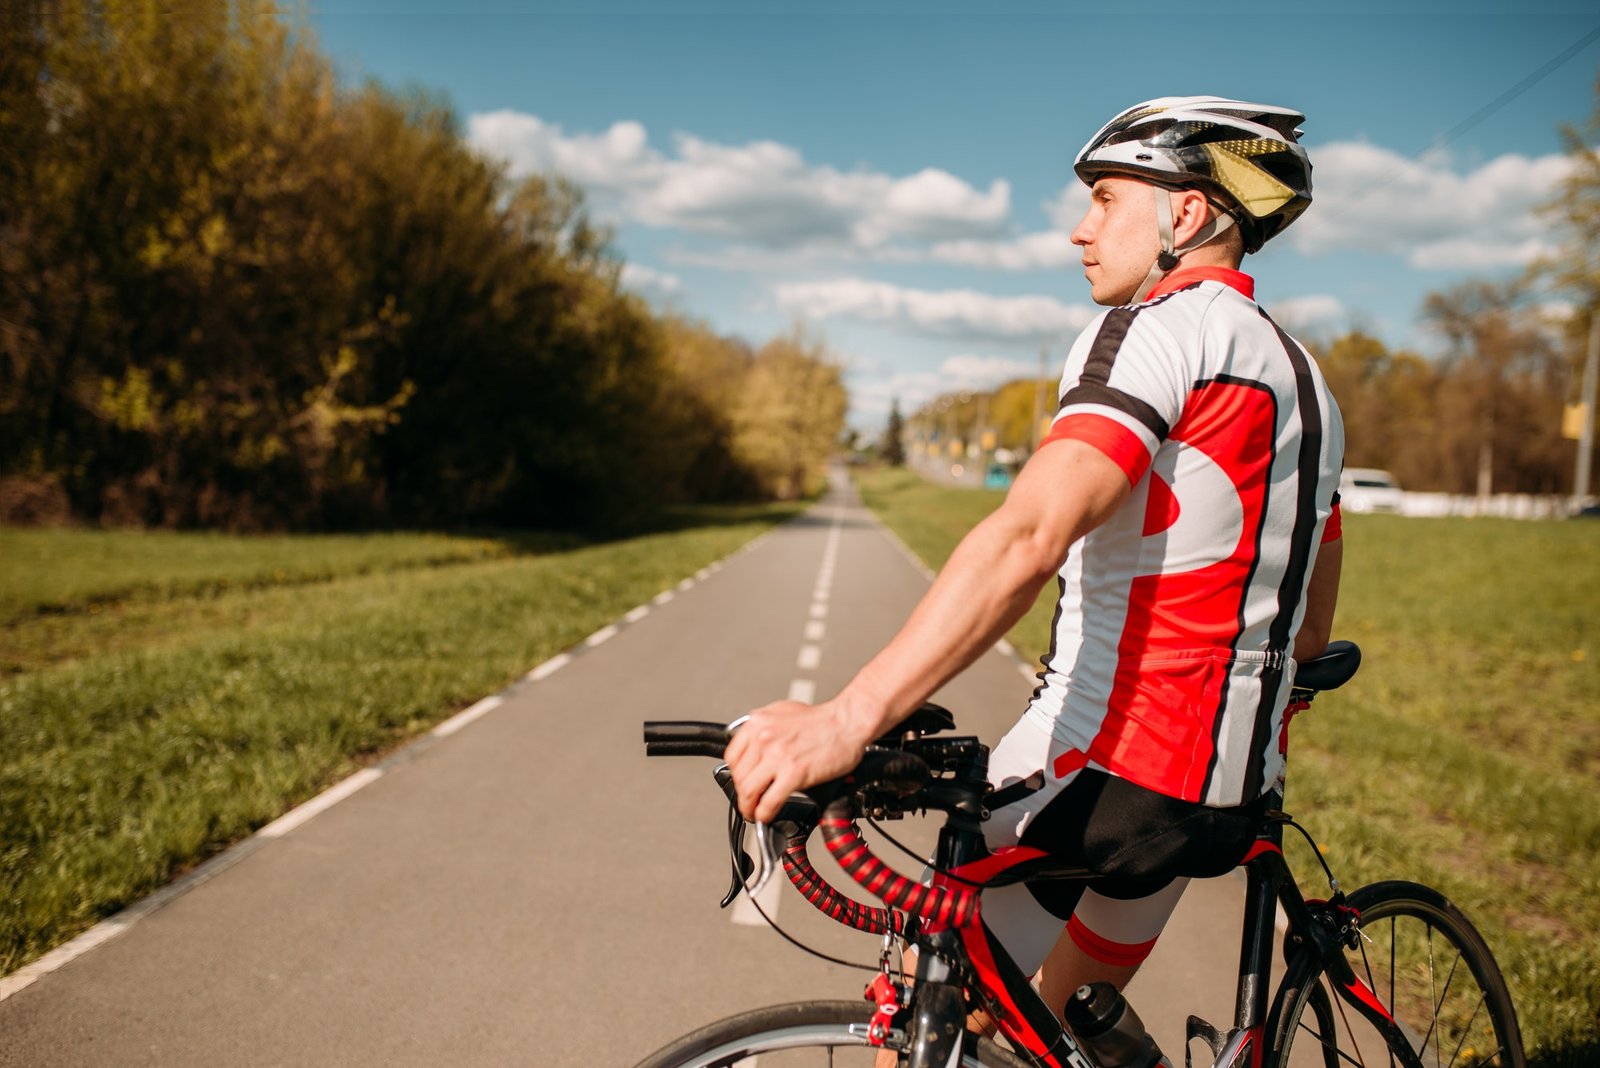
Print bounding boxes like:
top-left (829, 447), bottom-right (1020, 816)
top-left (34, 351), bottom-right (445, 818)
top-left (1530, 1036), bottom-right (1600, 1068)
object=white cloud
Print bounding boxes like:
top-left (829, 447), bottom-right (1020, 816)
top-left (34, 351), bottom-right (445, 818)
top-left (924, 231), bottom-right (1079, 270)
top-left (1292, 142), bottom-right (1571, 270)
top-left (468, 110), bottom-right (1009, 251)
top-left (773, 278), bottom-right (1097, 342)
top-left (619, 262), bottom-right (682, 298)
top-left (850, 354), bottom-right (1041, 420)
top-left (1264, 294), bottom-right (1347, 328)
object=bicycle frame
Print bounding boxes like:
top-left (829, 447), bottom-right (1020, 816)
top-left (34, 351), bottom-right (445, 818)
top-left (879, 788), bottom-right (1429, 1068)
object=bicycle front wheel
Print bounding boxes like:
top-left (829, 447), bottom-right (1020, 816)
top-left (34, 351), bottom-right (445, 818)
top-left (633, 999), bottom-right (1034, 1068)
top-left (1267, 881), bottom-right (1525, 1068)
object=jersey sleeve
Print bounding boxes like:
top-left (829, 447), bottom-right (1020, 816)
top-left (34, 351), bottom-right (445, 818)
top-left (1040, 305), bottom-right (1193, 485)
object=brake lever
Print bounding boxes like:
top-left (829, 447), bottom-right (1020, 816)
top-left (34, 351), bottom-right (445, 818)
top-left (747, 819), bottom-right (783, 898)
top-left (721, 804), bottom-right (755, 909)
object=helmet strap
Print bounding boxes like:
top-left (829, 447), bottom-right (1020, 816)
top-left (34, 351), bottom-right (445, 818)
top-left (1131, 188), bottom-right (1239, 303)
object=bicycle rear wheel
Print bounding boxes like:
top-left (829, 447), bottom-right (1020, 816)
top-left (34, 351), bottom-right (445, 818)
top-left (633, 999), bottom-right (1034, 1067)
top-left (1267, 881), bottom-right (1525, 1068)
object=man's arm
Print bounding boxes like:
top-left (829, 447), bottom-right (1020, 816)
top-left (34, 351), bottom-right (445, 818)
top-left (1293, 536), bottom-right (1342, 662)
top-left (725, 440), bottom-right (1131, 822)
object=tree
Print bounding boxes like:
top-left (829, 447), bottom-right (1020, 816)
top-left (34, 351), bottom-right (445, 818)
top-left (731, 327), bottom-right (847, 499)
top-left (880, 399), bottom-right (907, 466)
top-left (1423, 281), bottom-right (1566, 496)
top-left (1532, 71), bottom-right (1600, 497)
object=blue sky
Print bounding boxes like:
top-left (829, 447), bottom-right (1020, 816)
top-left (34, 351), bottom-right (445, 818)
top-left (307, 2), bottom-right (1600, 430)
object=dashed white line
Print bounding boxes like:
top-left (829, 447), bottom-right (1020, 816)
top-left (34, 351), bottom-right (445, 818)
top-left (624, 606), bottom-right (650, 624)
top-left (797, 645), bottom-right (822, 671)
top-left (585, 624), bottom-right (620, 648)
top-left (527, 653), bottom-right (573, 681)
top-left (787, 679), bottom-right (817, 704)
top-left (259, 769), bottom-right (383, 838)
top-left (653, 590), bottom-right (676, 606)
top-left (431, 695), bottom-right (505, 739)
top-left (804, 620), bottom-right (826, 641)
top-left (810, 603), bottom-right (827, 619)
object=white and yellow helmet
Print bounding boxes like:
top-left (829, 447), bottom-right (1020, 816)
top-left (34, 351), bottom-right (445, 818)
top-left (1075, 96), bottom-right (1313, 255)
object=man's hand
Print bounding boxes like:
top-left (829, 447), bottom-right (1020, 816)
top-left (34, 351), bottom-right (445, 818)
top-left (723, 698), bottom-right (877, 823)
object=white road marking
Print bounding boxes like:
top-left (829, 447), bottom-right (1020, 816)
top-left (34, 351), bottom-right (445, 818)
top-left (527, 653), bottom-right (572, 681)
top-left (0, 530), bottom-right (768, 1006)
top-left (787, 679), bottom-right (816, 704)
top-left (804, 620), bottom-right (825, 641)
top-left (585, 624), bottom-right (620, 648)
top-left (810, 603), bottom-right (827, 619)
top-left (431, 695), bottom-right (504, 739)
top-left (259, 769), bottom-right (383, 838)
top-left (729, 864), bottom-right (785, 927)
top-left (797, 645), bottom-right (822, 670)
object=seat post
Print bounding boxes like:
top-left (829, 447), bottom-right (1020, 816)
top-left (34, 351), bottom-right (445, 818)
top-left (1234, 798), bottom-right (1284, 1032)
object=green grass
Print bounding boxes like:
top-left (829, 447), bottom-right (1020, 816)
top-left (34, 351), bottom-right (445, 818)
top-left (854, 466), bottom-right (1600, 1068)
top-left (0, 504), bottom-right (801, 977)
top-left (0, 527), bottom-right (532, 627)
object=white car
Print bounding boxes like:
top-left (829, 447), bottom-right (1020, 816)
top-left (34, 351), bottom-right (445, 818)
top-left (1340, 468), bottom-right (1404, 514)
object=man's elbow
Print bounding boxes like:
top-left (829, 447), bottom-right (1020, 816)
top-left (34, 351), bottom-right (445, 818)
top-left (1293, 624), bottom-right (1330, 663)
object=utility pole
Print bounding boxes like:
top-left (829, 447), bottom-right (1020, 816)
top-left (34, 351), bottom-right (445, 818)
top-left (1576, 310), bottom-right (1599, 509)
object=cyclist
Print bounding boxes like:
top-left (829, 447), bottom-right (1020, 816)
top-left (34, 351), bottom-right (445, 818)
top-left (726, 97), bottom-right (1344, 1020)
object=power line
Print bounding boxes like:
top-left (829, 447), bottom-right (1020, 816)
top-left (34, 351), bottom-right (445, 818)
top-left (1319, 22), bottom-right (1600, 229)
top-left (1420, 22), bottom-right (1600, 158)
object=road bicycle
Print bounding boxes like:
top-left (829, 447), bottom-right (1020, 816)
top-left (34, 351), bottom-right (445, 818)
top-left (637, 641), bottom-right (1525, 1068)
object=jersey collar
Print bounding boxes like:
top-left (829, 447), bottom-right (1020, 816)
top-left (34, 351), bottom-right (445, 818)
top-left (1145, 265), bottom-right (1255, 302)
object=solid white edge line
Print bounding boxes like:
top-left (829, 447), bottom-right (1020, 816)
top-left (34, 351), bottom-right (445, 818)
top-left (0, 508), bottom-right (796, 1005)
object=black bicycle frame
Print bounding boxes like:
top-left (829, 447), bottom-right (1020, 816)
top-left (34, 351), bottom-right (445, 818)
top-left (899, 790), bottom-right (1428, 1068)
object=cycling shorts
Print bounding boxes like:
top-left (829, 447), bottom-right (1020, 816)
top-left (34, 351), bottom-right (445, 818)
top-left (980, 716), bottom-right (1268, 975)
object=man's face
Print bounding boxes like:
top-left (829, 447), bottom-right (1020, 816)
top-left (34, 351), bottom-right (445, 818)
top-left (1070, 175), bottom-right (1162, 306)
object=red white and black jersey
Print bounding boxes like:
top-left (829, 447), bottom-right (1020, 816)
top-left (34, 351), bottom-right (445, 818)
top-left (1029, 266), bottom-right (1344, 808)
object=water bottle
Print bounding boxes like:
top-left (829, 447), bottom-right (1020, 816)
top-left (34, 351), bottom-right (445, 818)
top-left (1062, 982), bottom-right (1172, 1068)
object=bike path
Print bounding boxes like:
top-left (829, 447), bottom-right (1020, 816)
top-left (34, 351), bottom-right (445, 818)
top-left (0, 471), bottom-right (1257, 1066)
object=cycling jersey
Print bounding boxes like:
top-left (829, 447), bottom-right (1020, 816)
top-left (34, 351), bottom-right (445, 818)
top-left (1027, 265), bottom-right (1344, 808)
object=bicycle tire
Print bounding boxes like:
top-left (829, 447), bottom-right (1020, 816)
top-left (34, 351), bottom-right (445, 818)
top-left (1266, 881), bottom-right (1525, 1068)
top-left (633, 999), bottom-right (1036, 1068)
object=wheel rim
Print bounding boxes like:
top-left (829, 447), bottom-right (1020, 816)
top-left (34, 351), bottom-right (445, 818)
top-left (1282, 896), bottom-right (1520, 1068)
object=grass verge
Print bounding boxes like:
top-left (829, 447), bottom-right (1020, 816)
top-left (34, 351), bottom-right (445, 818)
top-left (853, 465), bottom-right (1599, 1068)
top-left (0, 503), bottom-right (801, 977)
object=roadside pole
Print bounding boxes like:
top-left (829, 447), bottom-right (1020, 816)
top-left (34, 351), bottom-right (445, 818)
top-left (1576, 310), bottom-right (1598, 510)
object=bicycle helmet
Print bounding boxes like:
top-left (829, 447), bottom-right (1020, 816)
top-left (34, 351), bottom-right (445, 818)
top-left (1074, 96), bottom-right (1313, 299)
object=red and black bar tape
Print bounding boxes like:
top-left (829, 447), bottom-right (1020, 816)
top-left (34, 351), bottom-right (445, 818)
top-left (819, 816), bottom-right (978, 928)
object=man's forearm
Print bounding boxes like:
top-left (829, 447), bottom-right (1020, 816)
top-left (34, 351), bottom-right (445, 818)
top-left (832, 510), bottom-right (1061, 740)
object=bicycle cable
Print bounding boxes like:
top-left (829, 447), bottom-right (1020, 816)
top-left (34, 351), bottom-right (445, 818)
top-left (865, 816), bottom-right (986, 890)
top-left (1281, 817), bottom-right (1342, 890)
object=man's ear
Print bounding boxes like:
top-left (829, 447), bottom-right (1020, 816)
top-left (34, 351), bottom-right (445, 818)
top-left (1171, 188), bottom-right (1215, 246)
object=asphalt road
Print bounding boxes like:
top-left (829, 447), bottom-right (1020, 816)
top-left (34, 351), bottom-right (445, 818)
top-left (0, 471), bottom-right (1269, 1066)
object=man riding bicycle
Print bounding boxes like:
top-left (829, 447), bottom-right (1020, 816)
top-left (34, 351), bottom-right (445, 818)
top-left (726, 96), bottom-right (1344, 1022)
